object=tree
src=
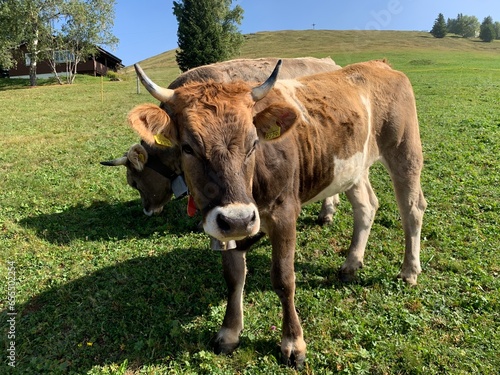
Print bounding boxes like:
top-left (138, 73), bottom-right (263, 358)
top-left (447, 16), bottom-right (459, 34)
top-left (459, 15), bottom-right (479, 38)
top-left (447, 13), bottom-right (479, 38)
top-left (49, 0), bottom-right (118, 84)
top-left (479, 16), bottom-right (495, 42)
top-left (0, 0), bottom-right (117, 86)
top-left (495, 22), bottom-right (500, 40)
top-left (430, 13), bottom-right (447, 38)
top-left (0, 0), bottom-right (61, 86)
top-left (173, 0), bottom-right (244, 72)
top-left (0, 1), bottom-right (19, 69)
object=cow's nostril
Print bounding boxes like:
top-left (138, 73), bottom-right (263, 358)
top-left (250, 211), bottom-right (256, 224)
top-left (217, 214), bottom-right (231, 232)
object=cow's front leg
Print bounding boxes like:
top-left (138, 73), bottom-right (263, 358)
top-left (268, 213), bottom-right (306, 368)
top-left (214, 250), bottom-right (246, 354)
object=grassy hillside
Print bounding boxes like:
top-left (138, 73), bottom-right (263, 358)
top-left (121, 30), bottom-right (500, 84)
top-left (0, 30), bottom-right (499, 374)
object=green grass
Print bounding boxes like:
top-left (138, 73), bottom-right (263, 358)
top-left (1, 30), bottom-right (499, 374)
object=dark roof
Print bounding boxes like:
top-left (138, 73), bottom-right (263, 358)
top-left (96, 46), bottom-right (124, 68)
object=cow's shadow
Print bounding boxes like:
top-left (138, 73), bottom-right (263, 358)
top-left (20, 198), bottom-right (200, 244)
top-left (6, 244), bottom-right (284, 373)
top-left (11, 199), bottom-right (355, 372)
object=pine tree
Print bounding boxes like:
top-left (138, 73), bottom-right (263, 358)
top-left (430, 13), bottom-right (447, 38)
top-left (447, 13), bottom-right (462, 35)
top-left (173, 0), bottom-right (243, 72)
top-left (495, 22), bottom-right (500, 40)
top-left (479, 16), bottom-right (495, 42)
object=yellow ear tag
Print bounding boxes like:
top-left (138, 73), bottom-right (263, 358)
top-left (265, 123), bottom-right (281, 140)
top-left (154, 134), bottom-right (173, 147)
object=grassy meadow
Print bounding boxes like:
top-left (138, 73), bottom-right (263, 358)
top-left (0, 30), bottom-right (499, 374)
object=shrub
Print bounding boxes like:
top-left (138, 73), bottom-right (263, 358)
top-left (106, 71), bottom-right (120, 81)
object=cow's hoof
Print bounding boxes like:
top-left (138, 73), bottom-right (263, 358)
top-left (398, 271), bottom-right (419, 286)
top-left (317, 214), bottom-right (333, 226)
top-left (339, 260), bottom-right (363, 283)
top-left (281, 337), bottom-right (307, 369)
top-left (338, 269), bottom-right (357, 283)
top-left (212, 336), bottom-right (239, 355)
top-left (398, 264), bottom-right (421, 285)
top-left (282, 351), bottom-right (306, 370)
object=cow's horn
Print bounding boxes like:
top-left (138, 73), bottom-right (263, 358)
top-left (251, 59), bottom-right (282, 102)
top-left (134, 64), bottom-right (175, 103)
top-left (100, 156), bottom-right (128, 166)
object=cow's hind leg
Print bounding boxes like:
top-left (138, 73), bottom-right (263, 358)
top-left (214, 250), bottom-right (246, 354)
top-left (339, 173), bottom-right (379, 281)
top-left (385, 165), bottom-right (426, 285)
top-left (317, 194), bottom-right (341, 225)
top-left (398, 185), bottom-right (426, 285)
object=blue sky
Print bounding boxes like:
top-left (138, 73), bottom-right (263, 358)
top-left (112, 0), bottom-right (500, 66)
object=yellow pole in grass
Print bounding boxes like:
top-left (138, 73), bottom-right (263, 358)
top-left (101, 74), bottom-right (104, 103)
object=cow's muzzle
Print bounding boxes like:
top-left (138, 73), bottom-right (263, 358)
top-left (204, 203), bottom-right (260, 242)
top-left (143, 206), bottom-right (164, 217)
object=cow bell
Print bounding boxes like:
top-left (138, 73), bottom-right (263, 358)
top-left (171, 175), bottom-right (189, 199)
top-left (210, 237), bottom-right (237, 251)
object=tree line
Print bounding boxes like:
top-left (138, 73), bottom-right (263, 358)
top-left (431, 13), bottom-right (500, 42)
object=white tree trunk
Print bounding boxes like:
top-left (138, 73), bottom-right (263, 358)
top-left (29, 30), bottom-right (39, 87)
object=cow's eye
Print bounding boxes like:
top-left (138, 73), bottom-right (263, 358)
top-left (182, 144), bottom-right (194, 155)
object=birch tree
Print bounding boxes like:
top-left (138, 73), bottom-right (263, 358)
top-left (0, 0), bottom-right (117, 86)
top-left (51, 0), bottom-right (118, 84)
top-left (0, 0), bottom-right (60, 86)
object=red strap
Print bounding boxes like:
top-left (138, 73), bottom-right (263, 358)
top-left (187, 195), bottom-right (197, 217)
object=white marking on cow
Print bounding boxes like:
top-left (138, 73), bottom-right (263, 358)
top-left (143, 206), bottom-right (163, 217)
top-left (204, 203), bottom-right (261, 242)
top-left (359, 94), bottom-right (372, 166)
top-left (303, 152), bottom-right (365, 205)
top-left (303, 95), bottom-right (374, 205)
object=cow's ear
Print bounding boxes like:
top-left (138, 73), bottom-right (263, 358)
top-left (127, 143), bottom-right (148, 171)
top-left (253, 103), bottom-right (298, 141)
top-left (128, 104), bottom-right (176, 147)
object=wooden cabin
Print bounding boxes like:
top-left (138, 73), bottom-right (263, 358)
top-left (7, 44), bottom-right (123, 79)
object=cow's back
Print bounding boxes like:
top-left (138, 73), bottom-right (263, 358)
top-left (168, 57), bottom-right (341, 89)
top-left (255, 60), bottom-right (420, 205)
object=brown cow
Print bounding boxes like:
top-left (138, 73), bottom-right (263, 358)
top-left (127, 59), bottom-right (426, 367)
top-left (101, 57), bottom-right (341, 221)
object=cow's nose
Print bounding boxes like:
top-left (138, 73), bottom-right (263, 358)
top-left (216, 210), bottom-right (256, 233)
top-left (204, 203), bottom-right (261, 242)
